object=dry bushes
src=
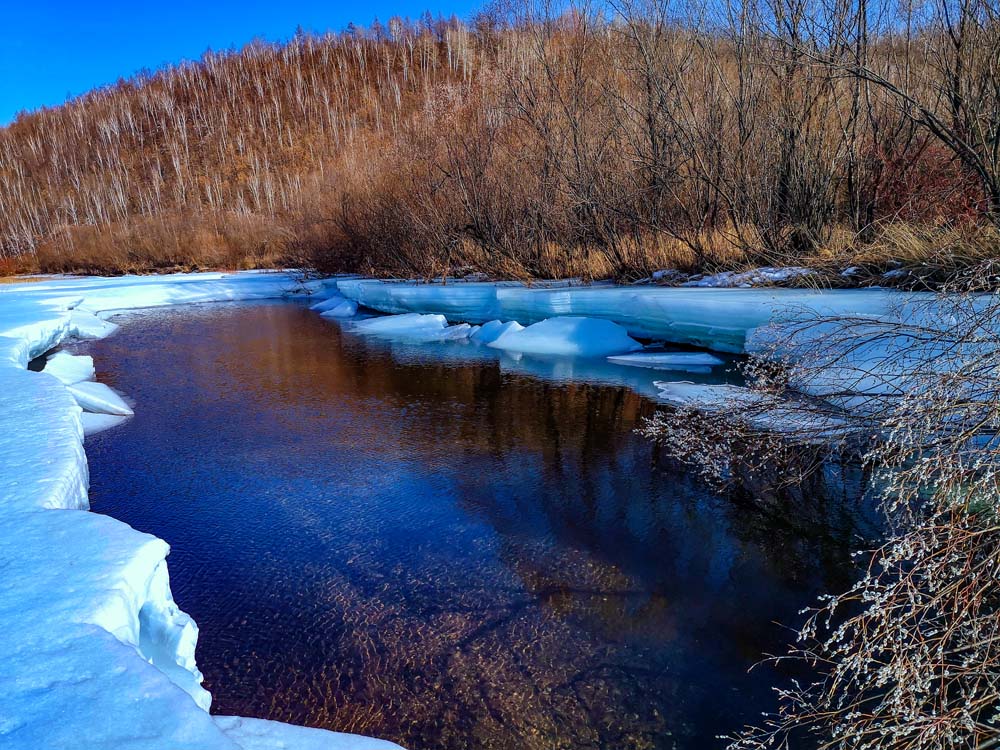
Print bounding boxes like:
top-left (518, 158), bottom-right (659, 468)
top-left (641, 284), bottom-right (1000, 748)
top-left (0, 1), bottom-right (997, 279)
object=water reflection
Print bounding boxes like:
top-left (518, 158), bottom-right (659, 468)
top-left (76, 301), bottom-right (874, 750)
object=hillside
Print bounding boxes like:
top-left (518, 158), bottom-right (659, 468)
top-left (1, 2), bottom-right (998, 281)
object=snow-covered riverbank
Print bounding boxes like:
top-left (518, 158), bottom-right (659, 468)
top-left (0, 270), bottom-right (948, 749)
top-left (0, 272), bottom-right (400, 750)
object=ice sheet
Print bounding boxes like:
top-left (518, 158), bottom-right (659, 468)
top-left (470, 319), bottom-right (524, 345)
top-left (318, 299), bottom-right (359, 318)
top-left (214, 717), bottom-right (402, 750)
top-left (337, 279), bottom-right (931, 353)
top-left (82, 412), bottom-right (132, 437)
top-left (653, 381), bottom-right (852, 439)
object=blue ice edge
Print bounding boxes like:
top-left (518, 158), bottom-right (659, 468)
top-left (0, 272), bottom-right (401, 750)
top-left (336, 278), bottom-right (932, 354)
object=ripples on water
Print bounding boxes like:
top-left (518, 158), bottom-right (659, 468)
top-left (75, 301), bottom-right (874, 750)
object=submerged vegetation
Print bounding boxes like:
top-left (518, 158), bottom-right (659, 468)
top-left (1, 0), bottom-right (998, 280)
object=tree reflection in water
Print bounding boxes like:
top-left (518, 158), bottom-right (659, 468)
top-left (77, 301), bottom-right (877, 750)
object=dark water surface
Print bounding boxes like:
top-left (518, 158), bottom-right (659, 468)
top-left (77, 301), bottom-right (869, 750)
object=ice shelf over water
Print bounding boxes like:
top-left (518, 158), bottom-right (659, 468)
top-left (336, 279), bottom-right (935, 353)
top-left (653, 381), bottom-right (853, 438)
top-left (607, 352), bottom-right (725, 372)
top-left (0, 272), bottom-right (400, 750)
top-left (331, 277), bottom-right (975, 429)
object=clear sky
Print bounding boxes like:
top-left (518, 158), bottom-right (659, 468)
top-left (0, 0), bottom-right (481, 125)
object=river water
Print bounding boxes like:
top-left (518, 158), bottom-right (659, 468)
top-left (75, 301), bottom-right (871, 750)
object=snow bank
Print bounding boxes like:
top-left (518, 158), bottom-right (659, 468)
top-left (0, 272), bottom-right (402, 750)
top-left (679, 266), bottom-right (816, 288)
top-left (488, 316), bottom-right (642, 357)
top-left (337, 279), bottom-right (929, 353)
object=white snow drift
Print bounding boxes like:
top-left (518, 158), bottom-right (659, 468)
top-left (0, 272), bottom-right (399, 750)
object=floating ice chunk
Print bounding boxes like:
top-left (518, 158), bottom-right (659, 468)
top-left (488, 316), bottom-right (642, 358)
top-left (215, 716), bottom-right (405, 749)
top-left (470, 319), bottom-right (524, 345)
top-left (69, 310), bottom-right (120, 339)
top-left (42, 352), bottom-right (96, 384)
top-left (319, 299), bottom-right (359, 318)
top-left (654, 381), bottom-right (851, 440)
top-left (437, 323), bottom-right (476, 341)
top-left (311, 295), bottom-right (348, 312)
top-left (81, 411), bottom-right (131, 436)
top-left (348, 313), bottom-right (475, 343)
top-left (351, 312), bottom-right (448, 334)
top-left (68, 381), bottom-right (134, 416)
top-left (608, 352), bottom-right (725, 372)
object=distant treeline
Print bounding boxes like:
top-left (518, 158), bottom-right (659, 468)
top-left (1, 0), bottom-right (998, 279)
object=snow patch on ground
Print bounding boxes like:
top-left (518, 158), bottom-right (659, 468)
top-left (0, 272), bottom-right (402, 750)
top-left (679, 266), bottom-right (816, 288)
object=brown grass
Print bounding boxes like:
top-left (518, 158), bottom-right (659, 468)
top-left (0, 7), bottom-right (996, 281)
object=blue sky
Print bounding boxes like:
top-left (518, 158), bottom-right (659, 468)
top-left (0, 0), bottom-right (480, 125)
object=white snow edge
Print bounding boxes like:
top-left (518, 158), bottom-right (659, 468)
top-left (0, 272), bottom-right (401, 750)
